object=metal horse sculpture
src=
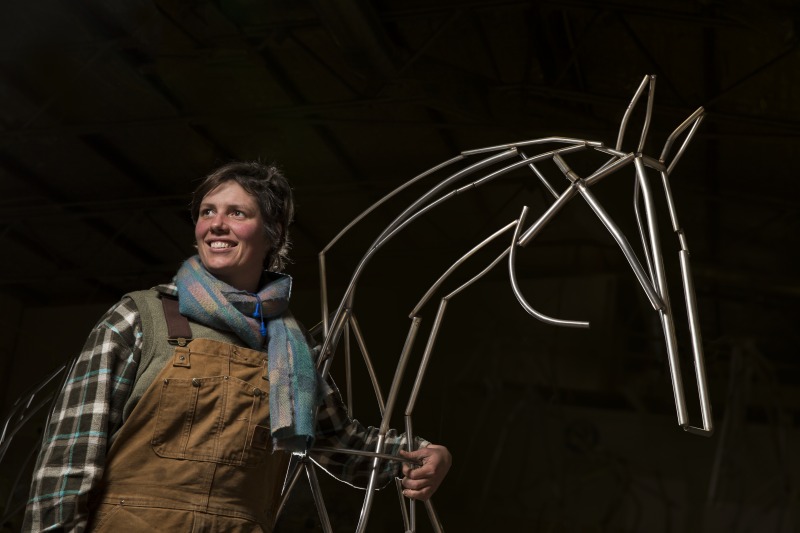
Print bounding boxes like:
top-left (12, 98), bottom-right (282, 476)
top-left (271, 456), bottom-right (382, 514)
top-left (0, 75), bottom-right (712, 532)
top-left (292, 74), bottom-right (713, 532)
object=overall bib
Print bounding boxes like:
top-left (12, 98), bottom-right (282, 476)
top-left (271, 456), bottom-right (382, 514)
top-left (90, 294), bottom-right (289, 532)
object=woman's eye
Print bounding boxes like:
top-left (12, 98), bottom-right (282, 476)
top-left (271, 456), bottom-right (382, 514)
top-left (232, 210), bottom-right (245, 217)
top-left (200, 208), bottom-right (214, 216)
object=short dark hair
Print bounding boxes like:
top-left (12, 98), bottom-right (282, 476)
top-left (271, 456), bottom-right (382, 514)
top-left (191, 161), bottom-right (294, 272)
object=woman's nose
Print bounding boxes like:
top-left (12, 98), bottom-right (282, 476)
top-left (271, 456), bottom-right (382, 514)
top-left (210, 215), bottom-right (228, 231)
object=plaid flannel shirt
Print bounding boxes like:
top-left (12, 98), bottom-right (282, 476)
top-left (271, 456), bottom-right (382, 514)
top-left (24, 284), bottom-right (419, 533)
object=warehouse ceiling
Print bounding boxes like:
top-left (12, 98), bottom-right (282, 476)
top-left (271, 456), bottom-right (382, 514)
top-left (1, 0), bottom-right (799, 529)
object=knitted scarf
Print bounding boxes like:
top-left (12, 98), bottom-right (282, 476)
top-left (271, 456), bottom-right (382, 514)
top-left (175, 255), bottom-right (320, 452)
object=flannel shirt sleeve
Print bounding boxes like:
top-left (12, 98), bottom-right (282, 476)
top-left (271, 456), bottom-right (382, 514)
top-left (310, 379), bottom-right (429, 489)
top-left (22, 297), bottom-right (143, 533)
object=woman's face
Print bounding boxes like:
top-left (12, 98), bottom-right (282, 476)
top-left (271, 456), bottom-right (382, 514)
top-left (194, 181), bottom-right (270, 292)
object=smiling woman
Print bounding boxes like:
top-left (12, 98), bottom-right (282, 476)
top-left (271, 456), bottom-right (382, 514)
top-left (194, 181), bottom-right (272, 293)
top-left (22, 161), bottom-right (451, 533)
top-left (190, 162), bottom-right (295, 277)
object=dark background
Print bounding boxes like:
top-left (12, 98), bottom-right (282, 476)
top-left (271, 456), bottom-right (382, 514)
top-left (1, 1), bottom-right (798, 531)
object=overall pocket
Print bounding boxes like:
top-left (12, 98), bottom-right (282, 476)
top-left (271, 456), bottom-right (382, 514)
top-left (151, 375), bottom-right (270, 466)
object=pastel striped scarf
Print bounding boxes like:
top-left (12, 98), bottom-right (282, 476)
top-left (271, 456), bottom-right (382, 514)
top-left (176, 256), bottom-right (320, 452)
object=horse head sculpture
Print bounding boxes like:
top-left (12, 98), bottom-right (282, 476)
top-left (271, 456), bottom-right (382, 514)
top-left (300, 74), bottom-right (712, 532)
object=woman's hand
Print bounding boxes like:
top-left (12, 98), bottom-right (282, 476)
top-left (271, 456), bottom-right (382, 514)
top-left (399, 444), bottom-right (452, 501)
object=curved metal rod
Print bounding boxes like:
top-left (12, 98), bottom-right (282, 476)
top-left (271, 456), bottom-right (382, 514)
top-left (317, 306), bottom-right (352, 375)
top-left (509, 206), bottom-right (590, 328)
top-left (637, 75), bottom-right (656, 153)
top-left (378, 146), bottom-right (591, 277)
top-left (1, 442), bottom-right (38, 523)
top-left (660, 106), bottom-right (704, 169)
top-left (321, 144), bottom-right (588, 368)
top-left (318, 155), bottom-right (466, 331)
top-left (321, 155), bottom-right (467, 256)
top-left (318, 150), bottom-right (518, 373)
top-left (666, 113), bottom-right (704, 175)
top-left (0, 363), bottom-right (69, 463)
top-left (319, 155), bottom-right (464, 335)
top-left (616, 74), bottom-right (652, 151)
top-left (461, 136), bottom-right (593, 156)
top-left (469, 144), bottom-right (587, 189)
top-left (0, 395), bottom-right (55, 463)
top-left (411, 220), bottom-right (518, 317)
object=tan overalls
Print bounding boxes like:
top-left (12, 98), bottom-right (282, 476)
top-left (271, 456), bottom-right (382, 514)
top-left (89, 291), bottom-right (289, 532)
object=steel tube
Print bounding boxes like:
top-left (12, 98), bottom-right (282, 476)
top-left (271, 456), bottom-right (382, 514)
top-left (635, 158), bottom-right (689, 427)
top-left (616, 74), bottom-right (651, 151)
top-left (576, 179), bottom-right (664, 310)
top-left (510, 207), bottom-right (589, 328)
top-left (405, 414), bottom-right (416, 532)
top-left (276, 456), bottom-right (305, 522)
top-left (582, 152), bottom-right (635, 187)
top-left (633, 176), bottom-right (656, 285)
top-left (518, 184), bottom-right (579, 246)
top-left (344, 321), bottom-right (353, 415)
top-left (407, 300), bottom-right (448, 414)
top-left (350, 315), bottom-right (386, 416)
top-left (306, 462), bottom-right (334, 533)
top-left (461, 136), bottom-right (590, 156)
top-left (424, 499), bottom-right (445, 533)
top-left (519, 149), bottom-right (559, 199)
top-left (311, 446), bottom-right (421, 465)
top-left (660, 106), bottom-right (704, 169)
top-left (680, 250), bottom-right (714, 435)
top-left (317, 307), bottom-right (352, 377)
top-left (637, 75), bottom-right (656, 153)
top-left (551, 153), bottom-right (664, 310)
top-left (321, 155), bottom-right (465, 255)
top-left (319, 252), bottom-right (329, 336)
top-left (667, 113), bottom-right (704, 175)
top-left (354, 434), bottom-right (386, 533)
top-left (356, 318), bottom-right (422, 533)
top-left (411, 221), bottom-right (518, 317)
top-left (395, 477), bottom-right (412, 531)
top-left (323, 150), bottom-right (518, 376)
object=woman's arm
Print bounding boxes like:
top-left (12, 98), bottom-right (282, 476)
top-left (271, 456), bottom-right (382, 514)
top-left (23, 298), bottom-right (142, 533)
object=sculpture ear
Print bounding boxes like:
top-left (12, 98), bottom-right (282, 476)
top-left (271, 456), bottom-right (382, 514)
top-left (615, 74), bottom-right (656, 153)
top-left (659, 106), bottom-right (705, 174)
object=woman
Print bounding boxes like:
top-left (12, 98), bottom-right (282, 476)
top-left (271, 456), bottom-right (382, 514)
top-left (24, 162), bottom-right (451, 532)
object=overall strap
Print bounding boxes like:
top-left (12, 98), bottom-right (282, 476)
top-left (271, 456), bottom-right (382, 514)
top-left (161, 294), bottom-right (192, 346)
